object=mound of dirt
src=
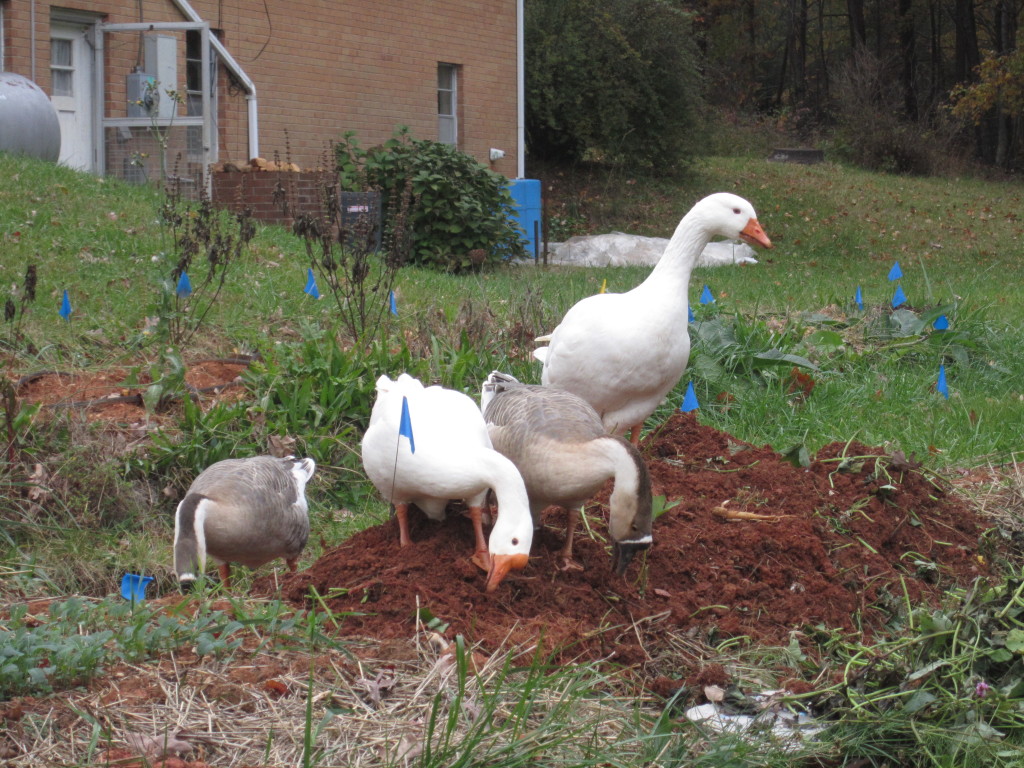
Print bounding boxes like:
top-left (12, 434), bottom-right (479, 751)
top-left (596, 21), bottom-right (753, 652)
top-left (267, 413), bottom-right (989, 661)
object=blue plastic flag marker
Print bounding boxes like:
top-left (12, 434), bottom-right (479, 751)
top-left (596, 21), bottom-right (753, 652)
top-left (680, 382), bottom-right (700, 413)
top-left (699, 285), bottom-right (715, 305)
top-left (120, 573), bottom-right (154, 602)
top-left (688, 305), bottom-right (696, 323)
top-left (176, 271), bottom-right (192, 298)
top-left (59, 289), bottom-right (72, 321)
top-left (399, 395), bottom-right (416, 453)
top-left (389, 290), bottom-right (398, 316)
top-left (888, 261), bottom-right (903, 281)
top-left (855, 285), bottom-right (864, 310)
top-left (304, 268), bottom-right (320, 299)
top-left (892, 284), bottom-right (907, 308)
top-left (936, 364), bottom-right (949, 399)
top-left (934, 314), bottom-right (949, 330)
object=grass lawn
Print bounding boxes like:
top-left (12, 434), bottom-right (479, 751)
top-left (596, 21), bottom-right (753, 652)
top-left (2, 150), bottom-right (1024, 767)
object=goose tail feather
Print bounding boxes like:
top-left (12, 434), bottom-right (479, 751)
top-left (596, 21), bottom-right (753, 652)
top-left (481, 371), bottom-right (521, 414)
top-left (173, 494), bottom-right (207, 588)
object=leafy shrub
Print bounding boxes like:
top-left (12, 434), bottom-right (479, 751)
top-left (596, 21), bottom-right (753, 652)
top-left (525, 0), bottom-right (704, 171)
top-left (336, 128), bottom-right (526, 271)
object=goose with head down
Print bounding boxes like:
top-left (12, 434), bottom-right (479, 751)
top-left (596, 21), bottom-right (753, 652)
top-left (535, 192), bottom-right (772, 444)
top-left (360, 373), bottom-right (534, 592)
top-left (481, 371), bottom-right (653, 574)
top-left (173, 455), bottom-right (316, 590)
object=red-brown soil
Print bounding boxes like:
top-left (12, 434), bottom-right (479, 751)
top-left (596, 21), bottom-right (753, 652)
top-left (267, 412), bottom-right (989, 661)
top-left (13, 359), bottom-right (249, 424)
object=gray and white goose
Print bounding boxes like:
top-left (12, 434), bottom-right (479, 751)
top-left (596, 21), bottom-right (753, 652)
top-left (481, 372), bottom-right (653, 575)
top-left (173, 455), bottom-right (316, 590)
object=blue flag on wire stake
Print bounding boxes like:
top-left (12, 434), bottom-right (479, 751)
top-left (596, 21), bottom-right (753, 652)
top-left (934, 314), bottom-right (949, 330)
top-left (680, 382), bottom-right (700, 413)
top-left (176, 271), bottom-right (192, 298)
top-left (304, 268), bottom-right (320, 299)
top-left (936, 364), bottom-right (949, 399)
top-left (120, 573), bottom-right (154, 602)
top-left (399, 395), bottom-right (416, 453)
top-left (888, 261), bottom-right (903, 281)
top-left (389, 290), bottom-right (398, 316)
top-left (699, 285), bottom-right (715, 305)
top-left (59, 289), bottom-right (72, 321)
top-left (855, 285), bottom-right (863, 310)
top-left (688, 305), bottom-right (696, 323)
top-left (892, 284), bottom-right (907, 308)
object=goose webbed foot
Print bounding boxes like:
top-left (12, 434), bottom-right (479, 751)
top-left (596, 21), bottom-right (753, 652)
top-left (555, 556), bottom-right (585, 572)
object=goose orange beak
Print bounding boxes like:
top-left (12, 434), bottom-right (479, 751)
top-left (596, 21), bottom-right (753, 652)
top-left (485, 553), bottom-right (529, 592)
top-left (739, 218), bottom-right (772, 249)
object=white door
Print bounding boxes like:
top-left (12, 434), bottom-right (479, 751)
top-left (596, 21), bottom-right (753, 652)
top-left (50, 22), bottom-right (95, 171)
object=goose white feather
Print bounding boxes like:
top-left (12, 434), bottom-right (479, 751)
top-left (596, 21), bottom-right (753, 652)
top-left (173, 455), bottom-right (315, 589)
top-left (361, 373), bottom-right (534, 591)
top-left (536, 192), bottom-right (772, 442)
top-left (482, 372), bottom-right (653, 574)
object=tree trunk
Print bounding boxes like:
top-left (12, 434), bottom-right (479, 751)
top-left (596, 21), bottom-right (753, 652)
top-left (898, 0), bottom-right (918, 120)
top-left (847, 0), bottom-right (867, 49)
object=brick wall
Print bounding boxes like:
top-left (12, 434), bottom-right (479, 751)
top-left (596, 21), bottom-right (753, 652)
top-left (211, 170), bottom-right (335, 226)
top-left (7, 0), bottom-right (520, 177)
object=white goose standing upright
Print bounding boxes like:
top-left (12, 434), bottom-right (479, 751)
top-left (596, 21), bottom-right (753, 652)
top-left (173, 455), bottom-right (316, 590)
top-left (481, 372), bottom-right (653, 574)
top-left (361, 373), bottom-right (534, 592)
top-left (535, 193), bottom-right (772, 443)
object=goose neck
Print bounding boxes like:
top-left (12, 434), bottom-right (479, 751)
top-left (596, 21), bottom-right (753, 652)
top-left (646, 214), bottom-right (714, 285)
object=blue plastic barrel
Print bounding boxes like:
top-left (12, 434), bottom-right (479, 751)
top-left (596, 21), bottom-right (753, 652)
top-left (508, 179), bottom-right (542, 259)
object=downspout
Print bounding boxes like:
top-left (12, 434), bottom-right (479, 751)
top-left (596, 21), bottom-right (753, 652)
top-left (169, 0), bottom-right (259, 160)
top-left (516, 0), bottom-right (525, 178)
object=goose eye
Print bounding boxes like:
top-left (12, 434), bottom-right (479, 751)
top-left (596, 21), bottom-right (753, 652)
top-left (512, 537), bottom-right (519, 546)
top-left (732, 207), bottom-right (741, 214)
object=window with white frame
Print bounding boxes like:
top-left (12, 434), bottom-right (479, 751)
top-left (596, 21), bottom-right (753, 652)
top-left (50, 37), bottom-right (75, 96)
top-left (437, 63), bottom-right (458, 146)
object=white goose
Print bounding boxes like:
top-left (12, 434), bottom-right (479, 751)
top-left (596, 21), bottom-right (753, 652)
top-left (361, 373), bottom-right (534, 592)
top-left (173, 455), bottom-right (316, 590)
top-left (481, 372), bottom-right (653, 574)
top-left (535, 192), bottom-right (772, 444)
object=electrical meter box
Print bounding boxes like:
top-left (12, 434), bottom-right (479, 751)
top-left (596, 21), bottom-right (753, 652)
top-left (126, 71), bottom-right (157, 117)
top-left (126, 34), bottom-right (178, 119)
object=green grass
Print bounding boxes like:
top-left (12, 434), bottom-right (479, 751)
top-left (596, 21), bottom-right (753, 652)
top-left (3, 149), bottom-right (1024, 767)
top-left (2, 150), bottom-right (1022, 581)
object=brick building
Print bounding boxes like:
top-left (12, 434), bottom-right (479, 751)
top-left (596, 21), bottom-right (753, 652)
top-left (0, 0), bottom-right (524, 188)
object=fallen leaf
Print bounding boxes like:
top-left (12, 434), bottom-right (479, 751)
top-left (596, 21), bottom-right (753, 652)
top-left (653, 588), bottom-right (673, 598)
top-left (263, 679), bottom-right (289, 696)
top-left (124, 729), bottom-right (193, 760)
top-left (27, 463), bottom-right (49, 502)
top-left (358, 667), bottom-right (397, 706)
top-left (268, 434), bottom-right (297, 458)
top-left (704, 684), bottom-right (726, 703)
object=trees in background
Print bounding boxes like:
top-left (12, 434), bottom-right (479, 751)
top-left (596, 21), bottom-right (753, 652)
top-left (525, 0), bottom-right (1024, 171)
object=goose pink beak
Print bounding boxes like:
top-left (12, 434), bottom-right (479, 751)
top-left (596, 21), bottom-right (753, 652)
top-left (739, 218), bottom-right (772, 249)
top-left (485, 553), bottom-right (529, 593)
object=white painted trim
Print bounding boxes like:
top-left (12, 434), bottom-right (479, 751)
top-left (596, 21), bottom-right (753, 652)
top-left (516, 0), bottom-right (525, 178)
top-left (170, 0), bottom-right (259, 160)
